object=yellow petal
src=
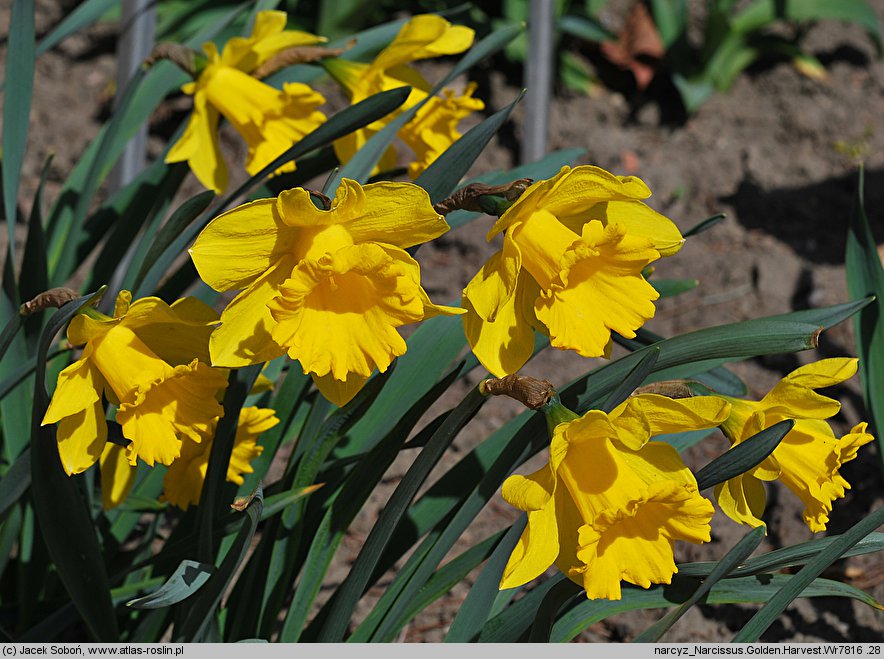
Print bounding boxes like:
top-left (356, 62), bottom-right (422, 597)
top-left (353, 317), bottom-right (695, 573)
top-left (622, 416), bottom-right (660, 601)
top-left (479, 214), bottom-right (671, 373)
top-left (269, 243), bottom-right (423, 380)
top-left (488, 165), bottom-right (652, 239)
top-left (461, 270), bottom-right (536, 377)
top-left (247, 12), bottom-right (326, 67)
top-left (243, 82), bottom-right (327, 176)
top-left (201, 67), bottom-right (326, 179)
top-left (761, 358), bottom-right (858, 419)
top-left (191, 198), bottom-right (296, 292)
top-left (610, 394), bottom-right (731, 450)
top-left (508, 210), bottom-right (578, 290)
top-left (209, 256), bottom-right (295, 367)
top-left (575, 481), bottom-right (713, 600)
top-left (291, 178), bottom-right (450, 248)
top-left (534, 222), bottom-right (660, 357)
top-left (714, 474), bottom-right (767, 528)
top-left (462, 235), bottom-right (521, 322)
top-left (558, 200), bottom-right (684, 257)
top-left (100, 443), bottom-right (137, 510)
top-left (162, 435), bottom-right (209, 511)
top-left (43, 351), bottom-right (103, 425)
top-left (165, 89), bottom-right (227, 194)
top-left (773, 419), bottom-right (874, 532)
top-left (501, 461), bottom-right (557, 512)
top-left (399, 83), bottom-right (484, 178)
top-left (499, 504), bottom-right (559, 590)
top-left (116, 360), bottom-right (227, 467)
top-left (56, 400), bottom-right (108, 475)
top-left (371, 15), bottom-right (474, 73)
top-left (380, 245), bottom-right (464, 318)
top-left (311, 371), bottom-right (370, 407)
top-left (226, 406), bottom-right (273, 484)
top-left (119, 296), bottom-right (216, 367)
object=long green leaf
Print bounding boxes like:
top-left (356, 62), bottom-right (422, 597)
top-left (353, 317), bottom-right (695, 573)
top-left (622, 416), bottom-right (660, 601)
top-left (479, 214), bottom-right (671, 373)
top-left (377, 531), bottom-right (506, 639)
top-left (444, 516), bottom-right (527, 642)
top-left (176, 487), bottom-right (265, 641)
top-left (600, 347), bottom-right (659, 412)
top-left (549, 573), bottom-right (879, 642)
top-left (415, 91), bottom-right (525, 204)
top-left (132, 190), bottom-right (215, 292)
top-left (845, 166), bottom-right (884, 467)
top-left (0, 448), bottom-right (30, 520)
top-left (278, 366), bottom-right (463, 642)
top-left (732, 506), bottom-right (884, 642)
top-left (528, 579), bottom-right (584, 642)
top-left (316, 386), bottom-right (487, 641)
top-left (196, 364), bottom-right (262, 563)
top-left (694, 419), bottom-right (793, 490)
top-left (127, 560), bottom-right (214, 610)
top-left (678, 532), bottom-right (884, 579)
top-left (478, 576), bottom-right (563, 642)
top-left (2, 0), bottom-right (35, 267)
top-left (632, 526), bottom-right (766, 642)
top-left (20, 155), bottom-right (52, 312)
top-left (29, 288), bottom-right (118, 641)
top-left (35, 0), bottom-right (119, 57)
top-left (336, 312), bottom-right (468, 458)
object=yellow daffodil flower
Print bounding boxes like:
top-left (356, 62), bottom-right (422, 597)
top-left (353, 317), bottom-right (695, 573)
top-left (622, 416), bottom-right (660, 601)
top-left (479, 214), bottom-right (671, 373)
top-left (462, 165), bottom-right (684, 377)
top-left (323, 14), bottom-right (482, 177)
top-left (399, 83), bottom-right (484, 178)
top-left (166, 10), bottom-right (327, 193)
top-left (714, 358), bottom-right (874, 532)
top-left (190, 179), bottom-right (463, 407)
top-left (500, 394), bottom-right (730, 600)
top-left (42, 292), bottom-right (228, 475)
top-left (162, 406), bottom-right (279, 510)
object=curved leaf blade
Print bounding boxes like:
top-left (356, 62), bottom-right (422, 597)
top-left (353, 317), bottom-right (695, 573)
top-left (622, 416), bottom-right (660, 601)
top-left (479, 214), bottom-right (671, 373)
top-left (445, 516), bottom-right (528, 642)
top-left (127, 560), bottom-right (214, 610)
top-left (30, 288), bottom-right (118, 641)
top-left (694, 419), bottom-right (793, 490)
top-left (732, 506), bottom-right (884, 642)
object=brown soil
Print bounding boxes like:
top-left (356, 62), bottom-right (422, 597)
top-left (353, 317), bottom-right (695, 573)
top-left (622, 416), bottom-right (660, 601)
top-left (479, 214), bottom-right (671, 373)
top-left (3, 0), bottom-right (883, 643)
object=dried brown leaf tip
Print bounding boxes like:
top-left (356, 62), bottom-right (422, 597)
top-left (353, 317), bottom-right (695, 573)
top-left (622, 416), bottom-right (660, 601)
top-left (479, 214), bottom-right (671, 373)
top-left (433, 178), bottom-right (533, 215)
top-left (480, 374), bottom-right (556, 410)
top-left (253, 43), bottom-right (352, 79)
top-left (629, 380), bottom-right (694, 400)
top-left (20, 288), bottom-right (80, 316)
top-left (599, 1), bottom-right (664, 91)
top-left (143, 42), bottom-right (199, 76)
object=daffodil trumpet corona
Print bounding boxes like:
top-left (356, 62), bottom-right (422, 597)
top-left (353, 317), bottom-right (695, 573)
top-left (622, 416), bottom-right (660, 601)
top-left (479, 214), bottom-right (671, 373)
top-left (496, 386), bottom-right (730, 600)
top-left (462, 165), bottom-right (685, 378)
top-left (189, 178), bottom-right (464, 407)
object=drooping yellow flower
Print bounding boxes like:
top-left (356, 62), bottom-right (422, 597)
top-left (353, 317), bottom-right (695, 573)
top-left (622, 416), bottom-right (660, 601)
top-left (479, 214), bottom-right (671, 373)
top-left (500, 394), bottom-right (729, 600)
top-left (42, 292), bottom-right (228, 475)
top-left (166, 10), bottom-right (327, 193)
top-left (462, 165), bottom-right (684, 377)
top-left (190, 178), bottom-right (463, 407)
top-left (398, 83), bottom-right (484, 178)
top-left (323, 14), bottom-right (481, 177)
top-left (162, 406), bottom-right (278, 510)
top-left (714, 358), bottom-right (875, 532)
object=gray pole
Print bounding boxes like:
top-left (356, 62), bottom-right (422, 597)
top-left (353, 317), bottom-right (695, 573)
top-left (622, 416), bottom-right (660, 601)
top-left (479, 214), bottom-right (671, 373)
top-left (110, 0), bottom-right (155, 191)
top-left (105, 0), bottom-right (155, 310)
top-left (522, 0), bottom-right (555, 164)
